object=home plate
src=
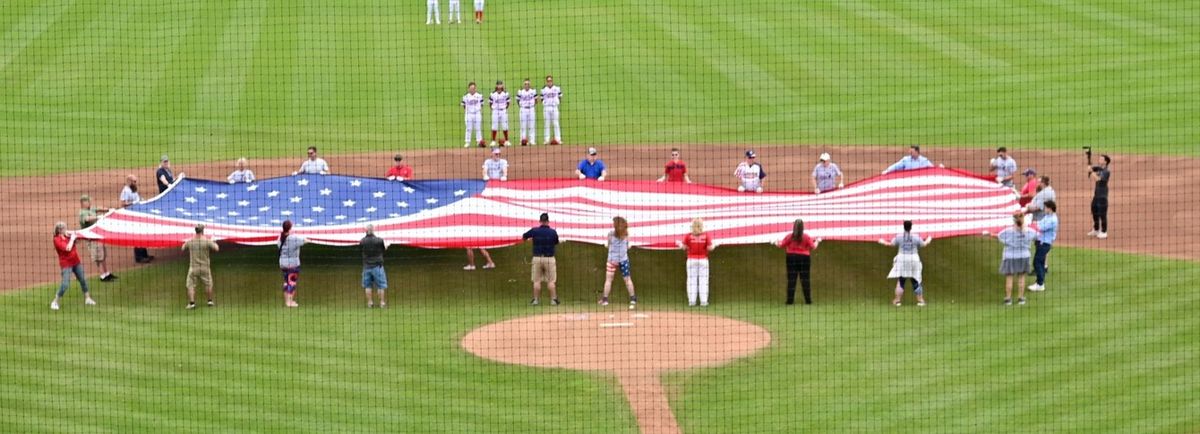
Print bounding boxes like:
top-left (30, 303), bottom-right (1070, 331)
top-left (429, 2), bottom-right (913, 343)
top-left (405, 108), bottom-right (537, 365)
top-left (600, 322), bottom-right (635, 328)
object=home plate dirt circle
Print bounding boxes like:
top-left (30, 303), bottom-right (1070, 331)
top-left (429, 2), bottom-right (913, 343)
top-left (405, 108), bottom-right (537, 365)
top-left (462, 312), bottom-right (772, 434)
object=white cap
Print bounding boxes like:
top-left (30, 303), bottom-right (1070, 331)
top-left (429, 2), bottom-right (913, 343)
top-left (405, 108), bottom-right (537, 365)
top-left (819, 152), bottom-right (831, 161)
top-left (492, 148), bottom-right (502, 154)
top-left (587, 147), bottom-right (598, 155)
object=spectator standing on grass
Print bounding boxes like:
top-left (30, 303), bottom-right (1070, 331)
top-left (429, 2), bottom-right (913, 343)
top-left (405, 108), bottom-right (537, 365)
top-left (360, 224), bottom-right (388, 308)
top-left (523, 213), bottom-right (560, 306)
top-left (1029, 201), bottom-right (1058, 292)
top-left (657, 148), bottom-right (691, 183)
top-left (182, 224), bottom-right (219, 309)
top-left (576, 147), bottom-right (607, 181)
top-left (779, 219), bottom-right (821, 305)
top-left (1087, 155), bottom-right (1112, 239)
top-left (278, 220), bottom-right (306, 308)
top-left (812, 152), bottom-right (844, 194)
top-left (293, 146), bottom-right (329, 175)
top-left (78, 194), bottom-right (116, 281)
top-left (990, 213), bottom-right (1037, 306)
top-left (51, 222), bottom-right (97, 311)
top-left (599, 216), bottom-right (637, 308)
top-left (882, 145), bottom-right (935, 175)
top-left (678, 218), bottom-right (716, 307)
top-left (227, 158), bottom-right (255, 184)
top-left (120, 174), bottom-right (153, 264)
top-left (386, 153), bottom-right (413, 181)
top-left (879, 220), bottom-right (932, 307)
top-left (1018, 168), bottom-right (1038, 207)
top-left (990, 147), bottom-right (1018, 188)
top-left (1025, 176), bottom-right (1056, 221)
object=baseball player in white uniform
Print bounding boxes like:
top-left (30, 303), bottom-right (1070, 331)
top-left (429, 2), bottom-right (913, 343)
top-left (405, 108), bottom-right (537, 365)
top-left (426, 0), bottom-right (441, 25)
top-left (517, 79), bottom-right (538, 146)
top-left (447, 0), bottom-right (462, 23)
top-left (734, 150), bottom-right (766, 193)
top-left (540, 75), bottom-right (563, 145)
top-left (461, 82), bottom-right (485, 147)
top-left (473, 0), bottom-right (484, 23)
top-left (489, 80), bottom-right (510, 147)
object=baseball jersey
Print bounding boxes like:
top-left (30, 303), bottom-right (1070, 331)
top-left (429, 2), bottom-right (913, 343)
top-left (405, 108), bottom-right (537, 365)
top-left (120, 185), bottom-right (141, 205)
top-left (483, 158), bottom-right (508, 179)
top-left (891, 232), bottom-right (924, 255)
top-left (682, 233), bottom-right (712, 259)
top-left (664, 160), bottom-right (687, 182)
top-left (461, 92), bottom-right (483, 114)
top-left (812, 163), bottom-right (842, 192)
top-left (490, 91), bottom-right (509, 111)
top-left (735, 162), bottom-right (766, 182)
top-left (517, 88), bottom-right (537, 109)
top-left (992, 156), bottom-right (1017, 181)
top-left (540, 85), bottom-right (562, 107)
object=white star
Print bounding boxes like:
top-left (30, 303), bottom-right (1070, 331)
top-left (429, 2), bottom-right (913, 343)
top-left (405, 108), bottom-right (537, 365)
top-left (228, 211), bottom-right (239, 216)
top-left (342, 200), bottom-right (355, 207)
top-left (425, 198), bottom-right (439, 204)
top-left (247, 216), bottom-right (258, 221)
top-left (236, 220), bottom-right (247, 224)
top-left (205, 218), bottom-right (215, 223)
top-left (357, 217), bottom-right (369, 222)
top-left (258, 206), bottom-right (271, 212)
top-left (280, 210), bottom-right (293, 216)
top-left (181, 212), bottom-right (193, 217)
top-left (237, 200), bottom-right (250, 206)
top-left (195, 187), bottom-right (207, 193)
top-left (334, 215), bottom-right (347, 220)
top-left (396, 201), bottom-right (408, 208)
top-left (150, 209), bottom-right (161, 214)
top-left (246, 184), bottom-right (259, 191)
top-left (206, 205), bottom-right (219, 211)
top-left (267, 190), bottom-right (280, 197)
top-left (297, 179), bottom-right (309, 186)
top-left (215, 193), bottom-right (228, 199)
top-left (196, 212), bottom-right (206, 217)
top-left (270, 219), bottom-right (281, 224)
top-left (218, 217), bottom-right (226, 220)
top-left (365, 207), bottom-right (377, 213)
top-left (259, 224), bottom-right (271, 227)
top-left (350, 180), bottom-right (362, 187)
top-left (302, 218), bottom-right (314, 224)
top-left (319, 188), bottom-right (332, 196)
top-left (175, 208), bottom-right (186, 212)
top-left (312, 206), bottom-right (325, 213)
top-left (290, 196), bottom-right (302, 203)
top-left (403, 186), bottom-right (416, 194)
top-left (185, 197), bottom-right (197, 203)
top-left (454, 189), bottom-right (467, 196)
top-left (372, 191), bottom-right (386, 198)
top-left (388, 213), bottom-right (401, 218)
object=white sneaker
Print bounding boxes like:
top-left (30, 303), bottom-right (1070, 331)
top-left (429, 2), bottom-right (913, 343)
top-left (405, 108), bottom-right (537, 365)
top-left (488, 141), bottom-right (497, 147)
top-left (463, 265), bottom-right (476, 271)
top-left (542, 140), bottom-right (550, 145)
top-left (85, 298), bottom-right (97, 306)
top-left (737, 186), bottom-right (746, 192)
top-left (1097, 232), bottom-right (1108, 239)
top-left (463, 142), bottom-right (471, 148)
top-left (50, 300), bottom-right (59, 311)
top-left (1028, 284), bottom-right (1045, 292)
top-left (755, 187), bottom-right (764, 194)
top-left (482, 263), bottom-right (495, 269)
top-left (1087, 230), bottom-right (1098, 237)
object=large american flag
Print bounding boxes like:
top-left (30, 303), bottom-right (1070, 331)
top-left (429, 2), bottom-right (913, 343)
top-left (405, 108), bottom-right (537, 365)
top-left (77, 168), bottom-right (1019, 248)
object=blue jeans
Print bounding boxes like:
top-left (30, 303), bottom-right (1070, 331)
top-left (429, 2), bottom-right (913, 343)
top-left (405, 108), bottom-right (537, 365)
top-left (361, 266), bottom-right (388, 290)
top-left (1033, 241), bottom-right (1053, 285)
top-left (57, 264), bottom-right (89, 297)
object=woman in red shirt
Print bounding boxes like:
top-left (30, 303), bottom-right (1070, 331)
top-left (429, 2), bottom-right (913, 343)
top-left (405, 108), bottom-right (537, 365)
top-left (677, 218), bottom-right (715, 306)
top-left (778, 219), bottom-right (821, 305)
top-left (52, 222), bottom-right (96, 311)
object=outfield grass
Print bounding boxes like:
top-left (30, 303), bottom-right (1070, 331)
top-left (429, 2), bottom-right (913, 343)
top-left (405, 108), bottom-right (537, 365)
top-left (1, 0), bottom-right (1197, 176)
top-left (2, 238), bottom-right (1198, 432)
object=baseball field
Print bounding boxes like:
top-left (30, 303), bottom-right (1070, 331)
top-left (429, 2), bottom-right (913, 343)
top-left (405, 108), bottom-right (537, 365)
top-left (2, 1), bottom-right (1199, 433)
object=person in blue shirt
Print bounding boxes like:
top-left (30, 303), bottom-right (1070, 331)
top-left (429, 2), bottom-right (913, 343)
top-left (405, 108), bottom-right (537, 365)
top-left (576, 147), bottom-right (607, 181)
top-left (1029, 200), bottom-right (1058, 292)
top-left (522, 213), bottom-right (561, 306)
top-left (882, 145), bottom-right (936, 175)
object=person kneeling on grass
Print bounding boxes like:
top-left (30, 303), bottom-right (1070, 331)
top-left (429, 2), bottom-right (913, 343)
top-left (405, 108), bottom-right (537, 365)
top-left (600, 216), bottom-right (636, 307)
top-left (277, 220), bottom-right (306, 308)
top-left (182, 223), bottom-right (220, 309)
top-left (51, 222), bottom-right (97, 311)
top-left (987, 213), bottom-right (1037, 306)
top-left (360, 224), bottom-right (389, 308)
top-left (879, 220), bottom-right (932, 307)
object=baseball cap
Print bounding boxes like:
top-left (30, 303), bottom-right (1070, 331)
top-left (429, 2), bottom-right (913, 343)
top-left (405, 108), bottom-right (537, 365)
top-left (161, 154), bottom-right (170, 162)
top-left (745, 150), bottom-right (757, 158)
top-left (587, 147), bottom-right (598, 155)
top-left (492, 148), bottom-right (502, 154)
top-left (1023, 168), bottom-right (1037, 176)
top-left (80, 194), bottom-right (91, 201)
top-left (818, 152), bottom-right (831, 161)
top-left (393, 153), bottom-right (403, 161)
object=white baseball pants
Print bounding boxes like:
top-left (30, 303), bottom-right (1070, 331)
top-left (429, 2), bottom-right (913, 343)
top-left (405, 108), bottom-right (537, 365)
top-left (464, 113), bottom-right (482, 144)
top-left (448, 0), bottom-right (461, 22)
top-left (686, 258), bottom-right (710, 305)
top-left (543, 106), bottom-right (561, 142)
top-left (426, 0), bottom-right (440, 24)
top-left (491, 110), bottom-right (508, 131)
top-left (519, 108), bottom-right (536, 142)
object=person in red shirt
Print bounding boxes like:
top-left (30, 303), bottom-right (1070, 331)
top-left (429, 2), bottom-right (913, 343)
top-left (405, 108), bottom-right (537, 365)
top-left (386, 153), bottom-right (414, 181)
top-left (777, 219), bottom-right (821, 305)
top-left (676, 218), bottom-right (716, 306)
top-left (1017, 168), bottom-right (1038, 207)
top-left (52, 222), bottom-right (97, 310)
top-left (656, 148), bottom-right (692, 183)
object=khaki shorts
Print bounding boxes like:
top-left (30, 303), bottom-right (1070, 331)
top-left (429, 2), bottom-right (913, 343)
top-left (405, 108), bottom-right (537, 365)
top-left (531, 257), bottom-right (556, 283)
top-left (87, 240), bottom-right (106, 262)
top-left (187, 269), bottom-right (213, 290)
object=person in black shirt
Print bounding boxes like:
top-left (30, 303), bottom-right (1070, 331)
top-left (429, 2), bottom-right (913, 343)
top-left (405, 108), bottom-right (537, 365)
top-left (156, 155), bottom-right (182, 193)
top-left (522, 213), bottom-right (560, 306)
top-left (360, 224), bottom-right (389, 308)
top-left (1087, 155), bottom-right (1112, 239)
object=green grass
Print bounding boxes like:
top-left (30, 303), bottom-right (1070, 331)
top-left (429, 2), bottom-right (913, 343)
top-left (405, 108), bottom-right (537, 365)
top-left (2, 238), bottom-right (1198, 432)
top-left (1, 0), bottom-right (1198, 176)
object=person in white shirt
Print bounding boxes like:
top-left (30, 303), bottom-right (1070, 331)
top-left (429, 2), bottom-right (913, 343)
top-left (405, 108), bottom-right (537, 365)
top-left (426, 0), bottom-right (441, 25)
top-left (734, 150), bottom-right (766, 193)
top-left (227, 157), bottom-right (255, 184)
top-left (482, 148), bottom-right (508, 181)
top-left (447, 0), bottom-right (462, 23)
top-left (540, 75), bottom-right (563, 145)
top-left (516, 79), bottom-right (538, 146)
top-left (489, 80), bottom-right (510, 147)
top-left (462, 82), bottom-right (485, 147)
top-left (473, 0), bottom-right (484, 23)
top-left (120, 175), bottom-right (153, 263)
top-left (293, 146), bottom-right (330, 175)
